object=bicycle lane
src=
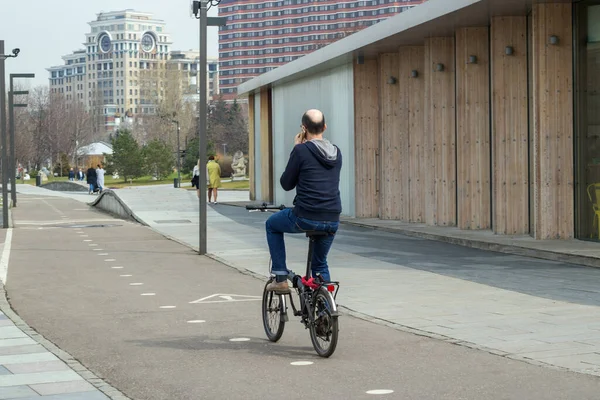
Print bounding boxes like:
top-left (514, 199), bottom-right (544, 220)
top-left (112, 187), bottom-right (600, 377)
top-left (4, 194), bottom-right (600, 398)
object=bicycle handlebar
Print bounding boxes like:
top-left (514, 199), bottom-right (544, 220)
top-left (245, 203), bottom-right (287, 211)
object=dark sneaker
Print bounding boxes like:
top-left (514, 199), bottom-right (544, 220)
top-left (266, 280), bottom-right (290, 293)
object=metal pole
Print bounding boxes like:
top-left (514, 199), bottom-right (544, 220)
top-left (0, 41), bottom-right (8, 228)
top-left (198, 0), bottom-right (208, 255)
top-left (8, 78), bottom-right (15, 207)
top-left (176, 121), bottom-right (181, 188)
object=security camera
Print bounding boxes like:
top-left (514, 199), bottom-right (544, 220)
top-left (12, 48), bottom-right (20, 56)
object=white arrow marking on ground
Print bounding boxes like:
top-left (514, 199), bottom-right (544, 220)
top-left (189, 293), bottom-right (261, 304)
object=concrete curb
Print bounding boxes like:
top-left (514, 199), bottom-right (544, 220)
top-left (0, 282), bottom-right (132, 399)
top-left (88, 190), bottom-right (148, 226)
top-left (339, 219), bottom-right (600, 269)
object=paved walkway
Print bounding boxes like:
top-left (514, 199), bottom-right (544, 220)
top-left (13, 184), bottom-right (600, 378)
top-left (0, 228), bottom-right (125, 399)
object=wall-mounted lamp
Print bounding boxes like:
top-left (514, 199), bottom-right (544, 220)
top-left (435, 63), bottom-right (444, 72)
top-left (549, 35), bottom-right (559, 45)
top-left (411, 70), bottom-right (419, 78)
top-left (357, 53), bottom-right (365, 65)
top-left (468, 55), bottom-right (478, 64)
top-left (387, 76), bottom-right (397, 85)
top-left (505, 46), bottom-right (514, 56)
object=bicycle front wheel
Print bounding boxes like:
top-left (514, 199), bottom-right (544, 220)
top-left (309, 287), bottom-right (339, 357)
top-left (262, 279), bottom-right (285, 342)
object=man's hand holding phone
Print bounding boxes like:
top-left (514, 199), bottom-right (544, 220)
top-left (294, 127), bottom-right (307, 145)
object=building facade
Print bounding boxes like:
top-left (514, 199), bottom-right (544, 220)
top-left (47, 10), bottom-right (217, 136)
top-left (167, 50), bottom-right (219, 104)
top-left (239, 0), bottom-right (600, 244)
top-left (218, 0), bottom-right (426, 99)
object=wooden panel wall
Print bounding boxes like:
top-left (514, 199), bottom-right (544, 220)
top-left (404, 47), bottom-right (425, 223)
top-left (260, 88), bottom-right (273, 203)
top-left (354, 59), bottom-right (380, 218)
top-left (248, 93), bottom-right (255, 201)
top-left (456, 27), bottom-right (491, 230)
top-left (491, 17), bottom-right (529, 235)
top-left (532, 3), bottom-right (574, 239)
top-left (424, 37), bottom-right (456, 226)
top-left (379, 53), bottom-right (409, 220)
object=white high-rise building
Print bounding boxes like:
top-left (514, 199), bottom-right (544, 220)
top-left (47, 10), bottom-right (219, 136)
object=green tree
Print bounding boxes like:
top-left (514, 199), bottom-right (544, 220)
top-left (182, 136), bottom-right (215, 174)
top-left (225, 98), bottom-right (249, 154)
top-left (53, 153), bottom-right (71, 176)
top-left (106, 129), bottom-right (143, 182)
top-left (142, 139), bottom-right (174, 180)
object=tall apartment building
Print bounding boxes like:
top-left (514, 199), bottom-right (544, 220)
top-left (47, 10), bottom-right (219, 136)
top-left (217, 0), bottom-right (426, 99)
top-left (167, 50), bottom-right (219, 104)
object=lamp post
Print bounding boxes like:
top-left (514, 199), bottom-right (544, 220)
top-left (192, 1), bottom-right (226, 255)
top-left (9, 73), bottom-right (34, 208)
top-left (173, 119), bottom-right (181, 188)
top-left (0, 42), bottom-right (20, 228)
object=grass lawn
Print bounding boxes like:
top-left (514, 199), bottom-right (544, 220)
top-left (20, 173), bottom-right (250, 190)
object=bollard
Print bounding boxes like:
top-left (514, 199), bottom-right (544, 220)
top-left (36, 175), bottom-right (42, 187)
top-left (174, 178), bottom-right (179, 188)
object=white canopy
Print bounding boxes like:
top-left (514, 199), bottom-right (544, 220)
top-left (77, 142), bottom-right (113, 156)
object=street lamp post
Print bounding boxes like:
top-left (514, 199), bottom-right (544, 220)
top-left (172, 119), bottom-right (181, 188)
top-left (192, 0), bottom-right (226, 255)
top-left (9, 73), bottom-right (35, 208)
top-left (0, 42), bottom-right (20, 228)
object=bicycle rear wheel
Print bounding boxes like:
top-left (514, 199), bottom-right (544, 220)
top-left (309, 287), bottom-right (339, 357)
top-left (262, 279), bottom-right (285, 342)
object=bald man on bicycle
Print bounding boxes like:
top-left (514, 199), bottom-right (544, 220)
top-left (265, 109), bottom-right (342, 293)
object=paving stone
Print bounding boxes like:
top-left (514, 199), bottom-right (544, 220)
top-left (29, 380), bottom-right (96, 396)
top-left (0, 384), bottom-right (39, 399)
top-left (0, 320), bottom-right (14, 327)
top-left (0, 370), bottom-right (82, 387)
top-left (0, 338), bottom-right (36, 348)
top-left (6, 360), bottom-right (70, 374)
top-left (0, 345), bottom-right (46, 356)
top-left (0, 352), bottom-right (57, 366)
top-left (0, 327), bottom-right (27, 340)
top-left (0, 365), bottom-right (11, 375)
top-left (13, 392), bottom-right (109, 400)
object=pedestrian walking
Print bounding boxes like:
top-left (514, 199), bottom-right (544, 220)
top-left (86, 166), bottom-right (97, 194)
top-left (191, 163), bottom-right (200, 198)
top-left (206, 155), bottom-right (221, 204)
top-left (68, 168), bottom-right (75, 181)
top-left (77, 168), bottom-right (85, 181)
top-left (96, 164), bottom-right (105, 192)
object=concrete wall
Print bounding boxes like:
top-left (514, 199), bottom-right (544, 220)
top-left (271, 63), bottom-right (355, 216)
top-left (90, 191), bottom-right (144, 225)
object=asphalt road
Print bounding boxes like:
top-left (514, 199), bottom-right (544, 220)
top-left (5, 195), bottom-right (600, 399)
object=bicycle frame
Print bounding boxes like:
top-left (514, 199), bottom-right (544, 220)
top-left (247, 203), bottom-right (340, 326)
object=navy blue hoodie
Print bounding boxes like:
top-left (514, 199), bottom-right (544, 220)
top-left (280, 139), bottom-right (342, 221)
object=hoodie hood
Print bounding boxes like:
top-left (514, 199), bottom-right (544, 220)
top-left (306, 139), bottom-right (339, 169)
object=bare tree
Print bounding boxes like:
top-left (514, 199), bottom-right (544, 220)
top-left (16, 86), bottom-right (95, 174)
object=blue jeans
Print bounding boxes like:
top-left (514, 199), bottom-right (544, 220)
top-left (266, 208), bottom-right (339, 282)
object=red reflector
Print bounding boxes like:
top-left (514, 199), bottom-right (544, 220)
top-left (327, 285), bottom-right (335, 292)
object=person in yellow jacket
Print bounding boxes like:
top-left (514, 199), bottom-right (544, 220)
top-left (206, 155), bottom-right (221, 204)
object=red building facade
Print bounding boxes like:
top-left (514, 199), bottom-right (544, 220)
top-left (218, 0), bottom-right (426, 99)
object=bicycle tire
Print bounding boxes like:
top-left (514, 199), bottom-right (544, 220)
top-left (309, 287), bottom-right (339, 357)
top-left (262, 280), bottom-right (285, 342)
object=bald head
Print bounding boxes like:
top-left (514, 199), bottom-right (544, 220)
top-left (301, 109), bottom-right (326, 135)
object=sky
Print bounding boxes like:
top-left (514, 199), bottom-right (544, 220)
top-left (0, 0), bottom-right (221, 88)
